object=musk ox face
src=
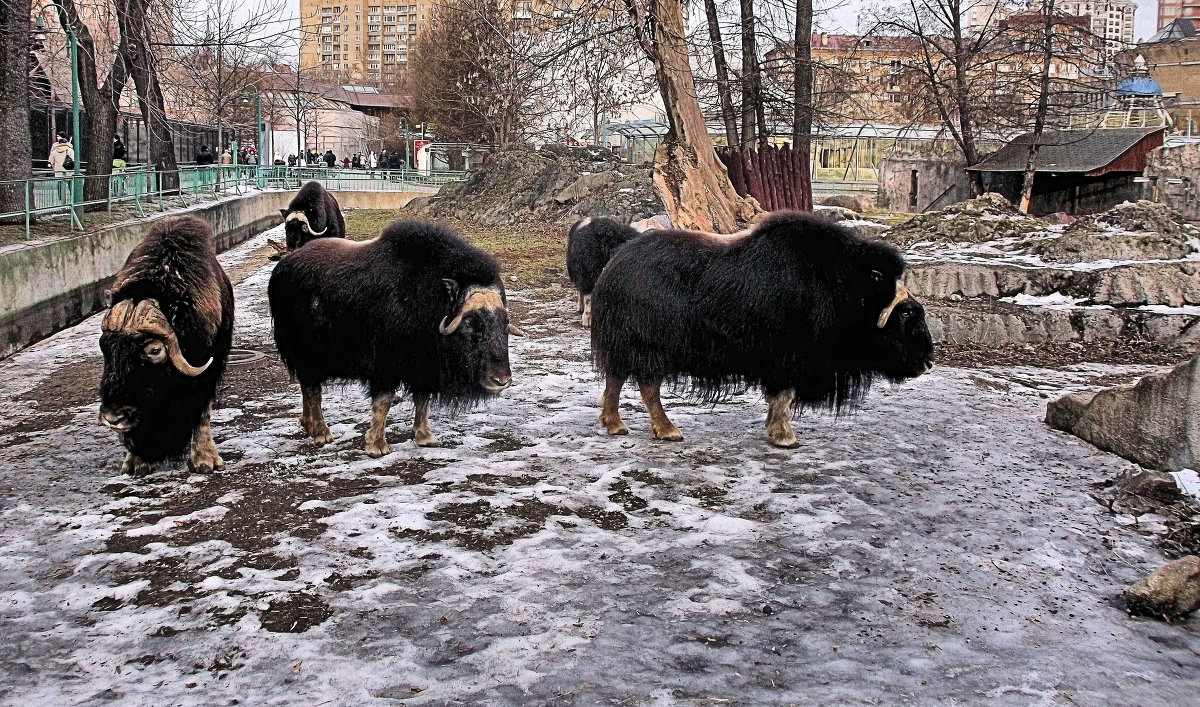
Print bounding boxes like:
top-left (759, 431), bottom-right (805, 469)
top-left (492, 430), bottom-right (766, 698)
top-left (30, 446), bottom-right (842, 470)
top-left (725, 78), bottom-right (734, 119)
top-left (281, 209), bottom-right (327, 250)
top-left (98, 299), bottom-right (212, 436)
top-left (867, 280), bottom-right (934, 380)
top-left (437, 282), bottom-right (520, 395)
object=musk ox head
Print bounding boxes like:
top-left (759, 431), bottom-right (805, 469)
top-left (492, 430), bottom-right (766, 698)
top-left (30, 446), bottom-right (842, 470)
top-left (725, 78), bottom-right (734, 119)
top-left (436, 280), bottom-right (523, 395)
top-left (862, 276), bottom-right (934, 380)
top-left (98, 298), bottom-right (212, 438)
top-left (281, 209), bottom-right (327, 250)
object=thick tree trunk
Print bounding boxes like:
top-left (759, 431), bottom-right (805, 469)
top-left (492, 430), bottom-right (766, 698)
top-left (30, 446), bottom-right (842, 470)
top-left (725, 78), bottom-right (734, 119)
top-left (117, 0), bottom-right (178, 189)
top-left (624, 0), bottom-right (758, 232)
top-left (704, 0), bottom-right (739, 148)
top-left (1019, 0), bottom-right (1056, 214)
top-left (792, 0), bottom-right (813, 211)
top-left (0, 0), bottom-right (33, 216)
top-left (739, 0), bottom-right (757, 146)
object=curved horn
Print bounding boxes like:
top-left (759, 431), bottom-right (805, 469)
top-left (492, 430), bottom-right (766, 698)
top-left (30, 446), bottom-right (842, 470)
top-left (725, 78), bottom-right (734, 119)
top-left (106, 299), bottom-right (212, 376)
top-left (877, 280), bottom-right (910, 329)
top-left (307, 224), bottom-right (327, 236)
top-left (439, 287), bottom-right (505, 335)
top-left (439, 311), bottom-right (466, 335)
top-left (164, 333), bottom-right (212, 376)
top-left (508, 323), bottom-right (525, 337)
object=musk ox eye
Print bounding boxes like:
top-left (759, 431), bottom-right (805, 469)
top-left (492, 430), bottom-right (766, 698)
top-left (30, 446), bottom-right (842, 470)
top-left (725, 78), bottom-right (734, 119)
top-left (143, 341), bottom-right (166, 362)
top-left (870, 270), bottom-right (884, 283)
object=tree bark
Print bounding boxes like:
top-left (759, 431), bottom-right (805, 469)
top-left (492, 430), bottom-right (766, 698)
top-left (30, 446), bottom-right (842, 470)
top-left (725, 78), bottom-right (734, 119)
top-left (624, 0), bottom-right (758, 232)
top-left (704, 0), bottom-right (738, 148)
top-left (792, 0), bottom-right (813, 210)
top-left (0, 0), bottom-right (33, 216)
top-left (739, 0), bottom-right (757, 146)
top-left (1019, 0), bottom-right (1056, 214)
top-left (117, 0), bottom-right (178, 189)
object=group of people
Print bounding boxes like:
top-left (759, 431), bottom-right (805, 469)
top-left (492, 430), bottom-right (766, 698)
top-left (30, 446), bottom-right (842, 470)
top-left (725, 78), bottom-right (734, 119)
top-left (193, 144), bottom-right (260, 166)
top-left (281, 149), bottom-right (408, 171)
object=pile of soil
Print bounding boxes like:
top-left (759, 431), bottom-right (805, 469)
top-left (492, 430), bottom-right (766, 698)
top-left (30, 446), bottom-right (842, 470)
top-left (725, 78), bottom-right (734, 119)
top-left (409, 145), bottom-right (663, 226)
top-left (886, 192), bottom-right (1049, 247)
top-left (1031, 201), bottom-right (1199, 263)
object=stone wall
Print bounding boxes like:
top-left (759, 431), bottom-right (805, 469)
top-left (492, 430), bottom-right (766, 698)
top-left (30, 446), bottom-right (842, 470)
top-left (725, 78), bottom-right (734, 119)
top-left (1145, 142), bottom-right (1200, 221)
top-left (877, 153), bottom-right (971, 213)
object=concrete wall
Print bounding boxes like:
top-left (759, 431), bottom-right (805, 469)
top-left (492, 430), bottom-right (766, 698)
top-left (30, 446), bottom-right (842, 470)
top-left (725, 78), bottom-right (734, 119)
top-left (0, 191), bottom-right (293, 360)
top-left (1145, 142), bottom-right (1200, 221)
top-left (328, 191), bottom-right (429, 209)
top-left (878, 154), bottom-right (971, 212)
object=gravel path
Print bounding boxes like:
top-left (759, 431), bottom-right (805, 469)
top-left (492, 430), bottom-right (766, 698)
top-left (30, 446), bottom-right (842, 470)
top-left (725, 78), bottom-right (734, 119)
top-left (1, 226), bottom-right (1197, 705)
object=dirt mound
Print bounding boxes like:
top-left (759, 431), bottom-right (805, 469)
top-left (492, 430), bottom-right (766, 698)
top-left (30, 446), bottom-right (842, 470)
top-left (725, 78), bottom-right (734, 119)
top-left (1068, 200), bottom-right (1194, 237)
top-left (1028, 201), bottom-right (1200, 263)
top-left (410, 145), bottom-right (663, 226)
top-left (886, 192), bottom-right (1049, 246)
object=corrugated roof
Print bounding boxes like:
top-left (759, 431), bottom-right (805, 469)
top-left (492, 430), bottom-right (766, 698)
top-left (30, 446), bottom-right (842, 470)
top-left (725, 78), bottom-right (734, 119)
top-left (967, 128), bottom-right (1163, 173)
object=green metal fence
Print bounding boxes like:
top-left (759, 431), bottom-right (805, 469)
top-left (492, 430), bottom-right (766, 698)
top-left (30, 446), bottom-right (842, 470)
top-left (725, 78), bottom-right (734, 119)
top-left (0, 165), bottom-right (467, 240)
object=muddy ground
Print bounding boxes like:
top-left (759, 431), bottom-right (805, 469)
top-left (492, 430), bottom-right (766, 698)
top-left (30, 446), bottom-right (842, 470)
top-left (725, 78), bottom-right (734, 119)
top-left (1, 224), bottom-right (1198, 705)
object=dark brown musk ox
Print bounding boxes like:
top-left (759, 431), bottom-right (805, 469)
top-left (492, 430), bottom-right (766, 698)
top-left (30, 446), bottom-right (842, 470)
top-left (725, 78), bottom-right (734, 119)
top-left (566, 217), bottom-right (639, 327)
top-left (98, 216), bottom-right (235, 474)
top-left (590, 211), bottom-right (934, 448)
top-left (268, 219), bottom-right (523, 457)
top-left (278, 181), bottom-right (346, 252)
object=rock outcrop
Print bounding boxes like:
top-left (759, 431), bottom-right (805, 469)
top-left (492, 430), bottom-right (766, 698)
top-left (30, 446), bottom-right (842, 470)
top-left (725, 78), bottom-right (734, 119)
top-left (885, 193), bottom-right (1049, 246)
top-left (1125, 555), bottom-right (1200, 621)
top-left (1045, 354), bottom-right (1200, 471)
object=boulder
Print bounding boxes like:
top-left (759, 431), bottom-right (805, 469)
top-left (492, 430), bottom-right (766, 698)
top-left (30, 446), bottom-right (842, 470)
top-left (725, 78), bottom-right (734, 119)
top-left (811, 205), bottom-right (860, 224)
top-left (1046, 354), bottom-right (1200, 471)
top-left (1125, 555), bottom-right (1200, 621)
top-left (821, 193), bottom-right (874, 213)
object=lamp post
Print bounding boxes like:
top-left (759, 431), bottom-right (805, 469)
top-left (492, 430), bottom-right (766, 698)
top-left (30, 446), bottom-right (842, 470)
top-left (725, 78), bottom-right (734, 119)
top-left (242, 86), bottom-right (263, 188)
top-left (398, 116), bottom-right (409, 179)
top-left (34, 9), bottom-right (81, 228)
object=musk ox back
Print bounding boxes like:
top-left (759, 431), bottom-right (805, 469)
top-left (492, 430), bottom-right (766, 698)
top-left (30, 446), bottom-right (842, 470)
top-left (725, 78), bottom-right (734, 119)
top-left (590, 211), bottom-right (933, 448)
top-left (281, 181), bottom-right (345, 251)
top-left (98, 215), bottom-right (234, 474)
top-left (268, 219), bottom-right (521, 457)
top-left (566, 217), bottom-right (639, 326)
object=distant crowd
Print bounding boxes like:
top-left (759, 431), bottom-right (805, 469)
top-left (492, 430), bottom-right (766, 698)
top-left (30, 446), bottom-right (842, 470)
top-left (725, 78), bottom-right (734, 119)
top-left (190, 145), bottom-right (408, 170)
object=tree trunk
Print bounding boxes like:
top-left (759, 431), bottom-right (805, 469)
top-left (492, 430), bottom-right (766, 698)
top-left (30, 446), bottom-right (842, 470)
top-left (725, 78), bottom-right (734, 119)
top-left (0, 0), bottom-right (32, 216)
top-left (624, 0), bottom-right (758, 232)
top-left (1019, 0), bottom-right (1056, 214)
top-left (792, 0), bottom-right (813, 210)
top-left (57, 0), bottom-right (126, 204)
top-left (704, 0), bottom-right (738, 148)
top-left (117, 0), bottom-right (178, 189)
top-left (739, 0), bottom-right (757, 146)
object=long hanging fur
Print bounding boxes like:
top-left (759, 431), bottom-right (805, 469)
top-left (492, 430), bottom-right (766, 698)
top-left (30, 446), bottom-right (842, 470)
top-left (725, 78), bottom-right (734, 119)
top-left (566, 217), bottom-right (640, 297)
top-left (590, 211), bottom-right (932, 414)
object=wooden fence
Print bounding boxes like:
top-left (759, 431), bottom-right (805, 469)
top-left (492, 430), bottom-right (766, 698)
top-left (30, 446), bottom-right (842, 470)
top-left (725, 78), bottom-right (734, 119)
top-left (717, 144), bottom-right (813, 212)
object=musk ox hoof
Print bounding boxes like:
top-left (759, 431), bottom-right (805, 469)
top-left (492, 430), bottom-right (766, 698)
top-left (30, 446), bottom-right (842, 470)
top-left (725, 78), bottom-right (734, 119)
top-left (120, 452), bottom-right (151, 476)
top-left (768, 434), bottom-right (800, 449)
top-left (581, 311), bottom-right (592, 327)
top-left (598, 414), bottom-right (628, 436)
top-left (413, 432), bottom-right (439, 447)
top-left (365, 439), bottom-right (389, 458)
top-left (651, 425), bottom-right (683, 442)
top-left (188, 445), bottom-right (224, 474)
top-left (312, 429), bottom-right (333, 445)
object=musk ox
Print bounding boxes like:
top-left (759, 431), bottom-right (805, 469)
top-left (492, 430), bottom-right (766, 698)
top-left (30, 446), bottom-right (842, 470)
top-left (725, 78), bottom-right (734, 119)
top-left (566, 217), bottom-right (639, 326)
top-left (268, 219), bottom-right (522, 456)
top-left (98, 216), bottom-right (235, 474)
top-left (590, 211), bottom-right (934, 448)
top-left (280, 181), bottom-right (345, 251)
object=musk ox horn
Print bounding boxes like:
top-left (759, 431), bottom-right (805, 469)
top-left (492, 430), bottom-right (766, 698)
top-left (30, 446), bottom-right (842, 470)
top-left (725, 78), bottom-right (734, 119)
top-left (439, 287), bottom-right (505, 335)
top-left (285, 211), bottom-right (326, 237)
top-left (877, 280), bottom-right (910, 329)
top-left (508, 323), bottom-right (525, 337)
top-left (102, 298), bottom-right (213, 376)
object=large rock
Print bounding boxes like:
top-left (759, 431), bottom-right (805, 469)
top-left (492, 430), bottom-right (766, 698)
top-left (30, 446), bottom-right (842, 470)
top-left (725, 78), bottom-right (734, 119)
top-left (1046, 354), bottom-right (1200, 471)
top-left (821, 193), bottom-right (874, 213)
top-left (1125, 555), bottom-right (1200, 621)
top-left (1031, 230), bottom-right (1195, 263)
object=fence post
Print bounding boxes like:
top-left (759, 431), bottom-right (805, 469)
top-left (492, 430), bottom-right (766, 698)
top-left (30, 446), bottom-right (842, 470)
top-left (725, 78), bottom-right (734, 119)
top-left (24, 179), bottom-right (30, 239)
top-left (157, 167), bottom-right (164, 211)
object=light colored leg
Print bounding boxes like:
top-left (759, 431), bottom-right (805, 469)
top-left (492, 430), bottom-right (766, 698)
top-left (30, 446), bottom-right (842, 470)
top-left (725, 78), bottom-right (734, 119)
top-left (188, 405), bottom-right (225, 472)
top-left (365, 391), bottom-right (393, 457)
top-left (581, 294), bottom-right (593, 327)
top-left (412, 393), bottom-right (438, 447)
top-left (121, 451), bottom-right (150, 476)
top-left (638, 379), bottom-right (682, 442)
top-left (765, 389), bottom-right (799, 448)
top-left (598, 374), bottom-right (629, 435)
top-left (577, 291), bottom-right (585, 314)
top-left (299, 384), bottom-right (332, 445)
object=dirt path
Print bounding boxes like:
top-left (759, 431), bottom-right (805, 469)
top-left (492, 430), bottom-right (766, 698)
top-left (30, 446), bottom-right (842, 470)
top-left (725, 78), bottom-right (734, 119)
top-left (0, 226), bottom-right (1197, 705)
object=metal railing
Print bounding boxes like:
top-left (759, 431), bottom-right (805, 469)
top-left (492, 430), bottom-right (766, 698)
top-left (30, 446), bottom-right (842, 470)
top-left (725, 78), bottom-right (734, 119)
top-left (0, 165), bottom-right (467, 240)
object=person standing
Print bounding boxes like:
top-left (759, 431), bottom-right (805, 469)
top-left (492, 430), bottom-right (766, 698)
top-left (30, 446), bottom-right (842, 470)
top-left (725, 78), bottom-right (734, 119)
top-left (48, 134), bottom-right (75, 204)
top-left (324, 149), bottom-right (336, 168)
top-left (195, 144), bottom-right (216, 190)
top-left (343, 155), bottom-right (351, 169)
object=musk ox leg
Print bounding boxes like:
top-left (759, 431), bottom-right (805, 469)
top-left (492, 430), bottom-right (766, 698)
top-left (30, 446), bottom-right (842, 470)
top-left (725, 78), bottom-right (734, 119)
top-left (581, 294), bottom-right (593, 327)
top-left (598, 374), bottom-right (629, 436)
top-left (188, 405), bottom-right (225, 473)
top-left (412, 393), bottom-right (438, 447)
top-left (365, 390), bottom-right (393, 457)
top-left (577, 291), bottom-right (585, 314)
top-left (765, 389), bottom-right (800, 449)
top-left (638, 379), bottom-right (683, 442)
top-left (300, 384), bottom-right (332, 445)
top-left (120, 451), bottom-right (151, 476)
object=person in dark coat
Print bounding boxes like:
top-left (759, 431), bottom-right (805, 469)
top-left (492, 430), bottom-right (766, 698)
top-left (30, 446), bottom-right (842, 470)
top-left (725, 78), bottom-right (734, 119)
top-left (324, 150), bottom-right (336, 168)
top-left (113, 135), bottom-right (126, 161)
top-left (287, 154), bottom-right (296, 167)
top-left (195, 145), bottom-right (215, 165)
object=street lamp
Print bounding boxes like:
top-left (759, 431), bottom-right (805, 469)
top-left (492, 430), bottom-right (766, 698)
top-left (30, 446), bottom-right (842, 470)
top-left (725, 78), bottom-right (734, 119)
top-left (34, 8), bottom-right (81, 228)
top-left (242, 85), bottom-right (264, 188)
top-left (398, 116), bottom-right (409, 179)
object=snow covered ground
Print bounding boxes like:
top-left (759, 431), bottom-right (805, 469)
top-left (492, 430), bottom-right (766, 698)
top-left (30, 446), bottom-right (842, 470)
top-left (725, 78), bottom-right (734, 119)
top-left (1, 226), bottom-right (1198, 704)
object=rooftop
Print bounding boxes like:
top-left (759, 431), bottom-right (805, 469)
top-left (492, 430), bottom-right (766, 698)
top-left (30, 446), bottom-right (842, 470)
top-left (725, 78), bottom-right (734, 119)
top-left (968, 127), bottom-right (1164, 173)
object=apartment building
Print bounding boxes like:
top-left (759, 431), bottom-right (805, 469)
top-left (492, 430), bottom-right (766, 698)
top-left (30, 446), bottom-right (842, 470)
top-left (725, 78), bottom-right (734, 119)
top-left (1158, 0), bottom-right (1200, 29)
top-left (299, 2), bottom-right (434, 87)
top-left (967, 0), bottom-right (1135, 63)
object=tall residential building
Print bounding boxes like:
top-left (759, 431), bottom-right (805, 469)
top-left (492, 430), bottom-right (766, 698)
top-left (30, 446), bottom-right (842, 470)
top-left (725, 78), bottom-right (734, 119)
top-left (299, 2), bottom-right (434, 87)
top-left (1158, 0), bottom-right (1200, 29)
top-left (968, 0), bottom-right (1136, 62)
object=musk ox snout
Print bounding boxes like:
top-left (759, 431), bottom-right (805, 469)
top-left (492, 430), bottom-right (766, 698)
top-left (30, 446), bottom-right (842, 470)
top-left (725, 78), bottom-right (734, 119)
top-left (98, 404), bottom-right (136, 433)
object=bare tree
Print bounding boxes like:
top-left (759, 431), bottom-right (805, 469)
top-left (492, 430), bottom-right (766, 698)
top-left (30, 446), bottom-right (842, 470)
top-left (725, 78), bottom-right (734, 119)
top-left (792, 0), bottom-right (813, 208)
top-left (1019, 0), bottom-right (1057, 212)
top-left (564, 28), bottom-right (653, 144)
top-left (0, 0), bottom-right (32, 214)
top-left (703, 0), bottom-right (739, 147)
top-left (116, 0), bottom-right (177, 186)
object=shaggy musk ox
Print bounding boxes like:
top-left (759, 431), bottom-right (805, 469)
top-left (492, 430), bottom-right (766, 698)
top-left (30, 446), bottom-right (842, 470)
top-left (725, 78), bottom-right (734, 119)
top-left (281, 181), bottom-right (345, 251)
top-left (591, 211), bottom-right (934, 447)
top-left (566, 217), bottom-right (639, 326)
top-left (98, 216), bottom-right (234, 474)
top-left (268, 219), bottom-right (523, 456)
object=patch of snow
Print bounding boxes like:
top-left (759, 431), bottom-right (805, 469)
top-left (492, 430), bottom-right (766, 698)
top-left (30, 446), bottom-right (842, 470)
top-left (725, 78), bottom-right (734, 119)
top-left (1171, 470), bottom-right (1200, 501)
top-left (1138, 304), bottom-right (1200, 316)
top-left (1001, 292), bottom-right (1086, 309)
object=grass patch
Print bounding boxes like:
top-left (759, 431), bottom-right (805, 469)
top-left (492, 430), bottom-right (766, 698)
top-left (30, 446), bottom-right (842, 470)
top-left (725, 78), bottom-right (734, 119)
top-left (343, 208), bottom-right (568, 288)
